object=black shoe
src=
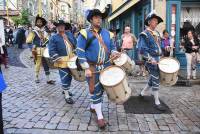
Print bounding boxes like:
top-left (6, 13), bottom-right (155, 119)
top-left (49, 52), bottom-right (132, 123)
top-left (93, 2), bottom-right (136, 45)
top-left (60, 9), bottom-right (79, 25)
top-left (68, 91), bottom-right (73, 96)
top-left (47, 80), bottom-right (55, 85)
top-left (65, 98), bottom-right (74, 104)
top-left (155, 104), bottom-right (166, 111)
top-left (62, 91), bottom-right (73, 96)
top-left (35, 80), bottom-right (40, 83)
top-left (138, 94), bottom-right (144, 99)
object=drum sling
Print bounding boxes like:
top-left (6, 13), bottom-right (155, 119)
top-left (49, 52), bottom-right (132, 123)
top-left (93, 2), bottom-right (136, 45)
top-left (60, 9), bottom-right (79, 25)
top-left (87, 29), bottom-right (110, 94)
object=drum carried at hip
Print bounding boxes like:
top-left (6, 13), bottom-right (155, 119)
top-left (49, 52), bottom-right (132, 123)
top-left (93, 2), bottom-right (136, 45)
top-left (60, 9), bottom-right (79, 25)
top-left (43, 48), bottom-right (86, 82)
top-left (43, 47), bottom-right (57, 69)
top-left (67, 56), bottom-right (86, 82)
top-left (113, 53), bottom-right (135, 74)
top-left (158, 57), bottom-right (180, 86)
top-left (99, 65), bottom-right (132, 104)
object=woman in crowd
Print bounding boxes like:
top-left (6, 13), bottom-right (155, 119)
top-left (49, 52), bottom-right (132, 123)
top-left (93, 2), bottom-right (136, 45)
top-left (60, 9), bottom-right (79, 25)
top-left (184, 30), bottom-right (200, 80)
top-left (121, 26), bottom-right (137, 75)
top-left (161, 30), bottom-right (172, 57)
top-left (121, 26), bottom-right (137, 60)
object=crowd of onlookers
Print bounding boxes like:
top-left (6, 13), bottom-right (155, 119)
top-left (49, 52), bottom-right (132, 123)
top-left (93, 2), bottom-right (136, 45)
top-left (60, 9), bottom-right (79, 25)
top-left (113, 24), bottom-right (200, 79)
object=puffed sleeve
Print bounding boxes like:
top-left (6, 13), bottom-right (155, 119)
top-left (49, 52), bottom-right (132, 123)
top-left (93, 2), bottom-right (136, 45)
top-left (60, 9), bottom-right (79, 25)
top-left (138, 33), bottom-right (153, 62)
top-left (48, 35), bottom-right (60, 62)
top-left (76, 29), bottom-right (89, 69)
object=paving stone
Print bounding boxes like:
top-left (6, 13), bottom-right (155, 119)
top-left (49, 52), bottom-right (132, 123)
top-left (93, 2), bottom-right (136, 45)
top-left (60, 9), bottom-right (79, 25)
top-left (159, 125), bottom-right (170, 131)
top-left (139, 122), bottom-right (150, 132)
top-left (50, 116), bottom-right (61, 124)
top-left (68, 125), bottom-right (78, 131)
top-left (109, 125), bottom-right (119, 132)
top-left (88, 125), bottom-right (98, 131)
top-left (78, 124), bottom-right (88, 131)
top-left (128, 122), bottom-right (139, 131)
top-left (23, 122), bottom-right (35, 129)
top-left (168, 124), bottom-right (181, 132)
top-left (148, 121), bottom-right (159, 131)
top-left (34, 121), bottom-right (47, 128)
top-left (45, 123), bottom-right (57, 129)
top-left (56, 122), bottom-right (69, 130)
top-left (118, 124), bottom-right (129, 131)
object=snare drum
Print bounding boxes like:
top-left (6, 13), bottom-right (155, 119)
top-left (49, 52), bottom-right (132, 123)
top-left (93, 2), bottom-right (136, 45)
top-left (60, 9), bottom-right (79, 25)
top-left (113, 53), bottom-right (135, 73)
top-left (158, 57), bottom-right (180, 86)
top-left (43, 47), bottom-right (56, 69)
top-left (67, 56), bottom-right (86, 82)
top-left (99, 66), bottom-right (131, 104)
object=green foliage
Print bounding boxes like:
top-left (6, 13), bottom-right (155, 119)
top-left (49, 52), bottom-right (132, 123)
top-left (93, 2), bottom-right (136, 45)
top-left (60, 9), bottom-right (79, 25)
top-left (12, 9), bottom-right (30, 26)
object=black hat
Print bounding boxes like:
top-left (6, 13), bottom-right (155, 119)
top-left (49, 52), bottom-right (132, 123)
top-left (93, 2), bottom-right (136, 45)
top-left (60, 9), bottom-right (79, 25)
top-left (53, 20), bottom-right (71, 30)
top-left (86, 9), bottom-right (107, 22)
top-left (109, 27), bottom-right (120, 33)
top-left (144, 11), bottom-right (163, 26)
top-left (35, 15), bottom-right (47, 26)
top-left (65, 23), bottom-right (72, 31)
top-left (53, 20), bottom-right (69, 26)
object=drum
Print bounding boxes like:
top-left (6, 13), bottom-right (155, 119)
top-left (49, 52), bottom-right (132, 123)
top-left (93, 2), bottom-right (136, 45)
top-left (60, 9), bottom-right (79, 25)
top-left (67, 56), bottom-right (86, 82)
top-left (99, 66), bottom-right (131, 104)
top-left (158, 57), bottom-right (180, 86)
top-left (113, 53), bottom-right (135, 73)
top-left (43, 48), bottom-right (56, 69)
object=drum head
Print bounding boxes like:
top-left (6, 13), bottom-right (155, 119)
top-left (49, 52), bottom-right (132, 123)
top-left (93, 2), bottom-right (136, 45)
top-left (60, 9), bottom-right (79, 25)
top-left (43, 48), bottom-right (50, 58)
top-left (113, 53), bottom-right (128, 66)
top-left (67, 56), bottom-right (77, 69)
top-left (100, 66), bottom-right (125, 87)
top-left (158, 57), bottom-right (180, 73)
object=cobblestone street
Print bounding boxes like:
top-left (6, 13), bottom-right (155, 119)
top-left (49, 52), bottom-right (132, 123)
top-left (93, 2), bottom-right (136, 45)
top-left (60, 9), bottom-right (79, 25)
top-left (2, 48), bottom-right (200, 134)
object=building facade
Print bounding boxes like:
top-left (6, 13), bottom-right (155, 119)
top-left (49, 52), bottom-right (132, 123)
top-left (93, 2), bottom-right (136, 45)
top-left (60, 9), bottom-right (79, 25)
top-left (107, 0), bottom-right (200, 74)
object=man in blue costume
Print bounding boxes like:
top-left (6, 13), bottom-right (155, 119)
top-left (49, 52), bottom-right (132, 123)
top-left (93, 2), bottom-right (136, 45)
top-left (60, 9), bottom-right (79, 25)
top-left (76, 9), bottom-right (120, 129)
top-left (48, 20), bottom-right (77, 104)
top-left (137, 11), bottom-right (166, 111)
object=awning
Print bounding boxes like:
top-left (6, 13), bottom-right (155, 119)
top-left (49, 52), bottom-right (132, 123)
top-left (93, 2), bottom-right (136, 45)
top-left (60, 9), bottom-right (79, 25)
top-left (108, 0), bottom-right (140, 22)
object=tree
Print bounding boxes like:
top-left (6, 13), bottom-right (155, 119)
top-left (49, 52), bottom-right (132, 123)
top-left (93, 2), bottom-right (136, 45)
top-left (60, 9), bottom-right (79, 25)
top-left (12, 9), bottom-right (30, 26)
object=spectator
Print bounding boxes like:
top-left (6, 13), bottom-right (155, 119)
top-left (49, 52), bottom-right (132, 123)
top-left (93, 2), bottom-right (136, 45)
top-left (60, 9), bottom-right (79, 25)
top-left (0, 21), bottom-right (8, 68)
top-left (184, 30), bottom-right (200, 80)
top-left (4, 26), bottom-right (14, 46)
top-left (161, 30), bottom-right (173, 57)
top-left (121, 26), bottom-right (137, 60)
top-left (109, 27), bottom-right (121, 51)
top-left (0, 17), bottom-right (7, 134)
top-left (16, 25), bottom-right (26, 49)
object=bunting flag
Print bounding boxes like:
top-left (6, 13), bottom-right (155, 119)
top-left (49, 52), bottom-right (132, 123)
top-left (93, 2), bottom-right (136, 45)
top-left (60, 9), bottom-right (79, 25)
top-left (6, 0), bottom-right (9, 24)
top-left (38, 0), bottom-right (42, 17)
top-left (0, 72), bottom-right (6, 92)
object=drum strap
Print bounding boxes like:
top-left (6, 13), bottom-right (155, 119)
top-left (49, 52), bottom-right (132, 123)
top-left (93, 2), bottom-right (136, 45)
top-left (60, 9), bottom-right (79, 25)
top-left (91, 30), bottom-right (109, 54)
top-left (88, 64), bottom-right (96, 94)
top-left (62, 34), bottom-right (75, 58)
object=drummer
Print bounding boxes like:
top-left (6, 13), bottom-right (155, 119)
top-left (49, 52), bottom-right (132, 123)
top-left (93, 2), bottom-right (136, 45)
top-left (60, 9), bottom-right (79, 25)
top-left (26, 15), bottom-right (55, 84)
top-left (137, 10), bottom-right (166, 111)
top-left (76, 9), bottom-right (120, 129)
top-left (48, 20), bottom-right (76, 104)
